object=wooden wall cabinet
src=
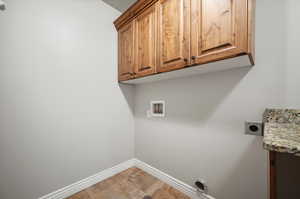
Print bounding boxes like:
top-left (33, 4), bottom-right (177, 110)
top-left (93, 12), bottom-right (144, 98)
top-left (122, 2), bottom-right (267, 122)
top-left (118, 21), bottom-right (136, 81)
top-left (156, 0), bottom-right (190, 72)
top-left (135, 4), bottom-right (157, 78)
top-left (190, 0), bottom-right (254, 65)
top-left (114, 0), bottom-right (255, 84)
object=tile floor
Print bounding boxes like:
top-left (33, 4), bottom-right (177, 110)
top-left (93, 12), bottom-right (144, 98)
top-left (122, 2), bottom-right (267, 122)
top-left (66, 167), bottom-right (190, 199)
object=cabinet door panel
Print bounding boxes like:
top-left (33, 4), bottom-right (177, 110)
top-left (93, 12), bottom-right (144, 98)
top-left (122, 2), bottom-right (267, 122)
top-left (157, 0), bottom-right (190, 72)
top-left (191, 0), bottom-right (248, 64)
top-left (202, 0), bottom-right (232, 51)
top-left (135, 5), bottom-right (156, 77)
top-left (118, 22), bottom-right (135, 81)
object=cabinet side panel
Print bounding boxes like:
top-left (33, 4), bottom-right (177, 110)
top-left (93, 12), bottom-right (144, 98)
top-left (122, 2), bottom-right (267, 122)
top-left (248, 0), bottom-right (256, 64)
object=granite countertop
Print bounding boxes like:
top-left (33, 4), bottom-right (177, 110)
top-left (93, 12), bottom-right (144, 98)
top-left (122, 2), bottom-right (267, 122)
top-left (263, 123), bottom-right (300, 156)
top-left (263, 109), bottom-right (300, 156)
top-left (263, 109), bottom-right (300, 124)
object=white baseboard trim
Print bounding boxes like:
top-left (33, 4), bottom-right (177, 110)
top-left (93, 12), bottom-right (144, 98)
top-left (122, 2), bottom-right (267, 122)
top-left (39, 159), bottom-right (135, 199)
top-left (134, 159), bottom-right (215, 199)
top-left (39, 159), bottom-right (215, 199)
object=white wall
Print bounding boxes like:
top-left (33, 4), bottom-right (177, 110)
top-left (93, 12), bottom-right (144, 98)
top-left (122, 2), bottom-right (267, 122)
top-left (285, 0), bottom-right (300, 107)
top-left (102, 0), bottom-right (135, 12)
top-left (134, 1), bottom-right (286, 199)
top-left (0, 0), bottom-right (134, 199)
top-left (0, 0), bottom-right (298, 199)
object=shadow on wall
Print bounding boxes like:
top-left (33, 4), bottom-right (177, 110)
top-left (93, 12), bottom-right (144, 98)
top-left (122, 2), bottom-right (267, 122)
top-left (132, 66), bottom-right (266, 199)
top-left (134, 66), bottom-right (252, 126)
top-left (214, 137), bottom-right (267, 199)
top-left (119, 83), bottom-right (135, 114)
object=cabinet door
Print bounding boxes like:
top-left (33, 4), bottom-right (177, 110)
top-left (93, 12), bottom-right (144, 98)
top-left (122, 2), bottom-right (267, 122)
top-left (118, 21), bottom-right (135, 81)
top-left (191, 0), bottom-right (248, 64)
top-left (135, 5), bottom-right (156, 78)
top-left (157, 0), bottom-right (190, 73)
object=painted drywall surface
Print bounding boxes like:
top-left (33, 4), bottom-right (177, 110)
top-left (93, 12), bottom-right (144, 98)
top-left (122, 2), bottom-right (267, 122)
top-left (134, 1), bottom-right (286, 199)
top-left (277, 1), bottom-right (300, 198)
top-left (102, 0), bottom-right (136, 12)
top-left (285, 0), bottom-right (300, 108)
top-left (0, 0), bottom-right (134, 199)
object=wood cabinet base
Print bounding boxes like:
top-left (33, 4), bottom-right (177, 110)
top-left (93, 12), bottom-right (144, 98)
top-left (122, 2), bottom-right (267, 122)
top-left (269, 151), bottom-right (277, 199)
top-left (121, 54), bottom-right (252, 84)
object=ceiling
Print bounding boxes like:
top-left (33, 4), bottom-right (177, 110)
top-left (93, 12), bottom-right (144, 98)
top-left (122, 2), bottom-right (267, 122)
top-left (102, 0), bottom-right (136, 12)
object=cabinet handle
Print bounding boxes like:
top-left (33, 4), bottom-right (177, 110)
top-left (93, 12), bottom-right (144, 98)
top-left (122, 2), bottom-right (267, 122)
top-left (129, 72), bottom-right (136, 76)
top-left (141, 66), bottom-right (151, 70)
top-left (191, 56), bottom-right (196, 60)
